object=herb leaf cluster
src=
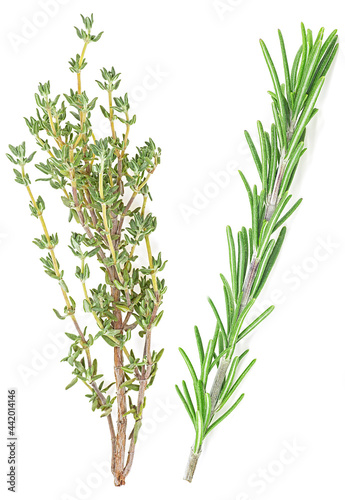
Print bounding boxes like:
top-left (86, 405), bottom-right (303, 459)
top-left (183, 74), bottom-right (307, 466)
top-left (8, 14), bottom-right (166, 487)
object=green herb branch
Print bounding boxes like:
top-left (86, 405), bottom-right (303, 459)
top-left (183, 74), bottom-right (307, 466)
top-left (176, 24), bottom-right (338, 482)
top-left (8, 14), bottom-right (166, 487)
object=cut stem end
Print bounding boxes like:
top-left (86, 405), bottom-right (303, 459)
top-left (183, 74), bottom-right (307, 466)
top-left (184, 447), bottom-right (202, 483)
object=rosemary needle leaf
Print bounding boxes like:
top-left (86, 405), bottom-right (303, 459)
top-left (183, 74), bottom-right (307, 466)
top-left (319, 28), bottom-right (338, 60)
top-left (251, 239), bottom-right (275, 297)
top-left (220, 273), bottom-right (235, 329)
top-left (208, 297), bottom-right (227, 345)
top-left (260, 39), bottom-right (287, 127)
top-left (265, 131), bottom-right (273, 189)
top-left (265, 132), bottom-right (271, 161)
top-left (257, 121), bottom-right (268, 192)
top-left (217, 359), bottom-right (256, 411)
top-left (223, 285), bottom-right (231, 337)
top-left (293, 40), bottom-right (322, 118)
top-left (229, 298), bottom-right (255, 347)
top-left (176, 385), bottom-right (195, 427)
top-left (201, 339), bottom-right (215, 385)
top-left (238, 349), bottom-right (249, 362)
top-left (237, 231), bottom-right (246, 296)
top-left (280, 142), bottom-right (305, 195)
top-left (229, 292), bottom-right (244, 342)
top-left (210, 325), bottom-right (220, 358)
top-left (291, 45), bottom-right (303, 91)
top-left (271, 102), bottom-right (286, 150)
top-left (244, 131), bottom-right (263, 180)
top-left (237, 305), bottom-right (275, 342)
top-left (288, 76), bottom-right (325, 155)
top-left (284, 150), bottom-right (307, 193)
top-left (296, 23), bottom-right (308, 89)
top-left (253, 226), bottom-right (287, 299)
top-left (205, 393), bottom-right (245, 438)
top-left (201, 326), bottom-right (219, 384)
top-left (226, 226), bottom-right (238, 299)
top-left (248, 228), bottom-right (254, 260)
top-left (238, 170), bottom-right (254, 210)
top-left (178, 348), bottom-right (198, 385)
top-left (258, 188), bottom-right (266, 222)
top-left (194, 379), bottom-right (205, 417)
top-left (241, 227), bottom-right (249, 275)
top-left (182, 380), bottom-right (196, 421)
top-left (315, 27), bottom-right (325, 45)
top-left (278, 29), bottom-right (291, 107)
top-left (208, 346), bottom-right (233, 372)
top-left (217, 329), bottom-right (224, 364)
top-left (194, 326), bottom-right (205, 365)
top-left (314, 41), bottom-right (339, 83)
top-left (252, 185), bottom-right (259, 249)
top-left (306, 28), bottom-right (313, 51)
top-left (273, 198), bottom-right (303, 232)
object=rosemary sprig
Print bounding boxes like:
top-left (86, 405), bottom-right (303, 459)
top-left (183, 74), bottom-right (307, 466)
top-left (7, 14), bottom-right (166, 487)
top-left (176, 23), bottom-right (338, 482)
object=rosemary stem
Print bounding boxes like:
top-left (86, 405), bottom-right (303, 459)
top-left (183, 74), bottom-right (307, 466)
top-left (265, 119), bottom-right (296, 220)
top-left (210, 356), bottom-right (231, 411)
top-left (239, 253), bottom-right (260, 313)
top-left (265, 151), bottom-right (287, 220)
top-left (177, 25), bottom-right (338, 484)
top-left (184, 447), bottom-right (202, 483)
top-left (187, 253), bottom-right (261, 481)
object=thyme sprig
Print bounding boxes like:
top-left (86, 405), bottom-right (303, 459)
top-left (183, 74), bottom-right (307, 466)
top-left (8, 14), bottom-right (166, 487)
top-left (176, 24), bottom-right (338, 482)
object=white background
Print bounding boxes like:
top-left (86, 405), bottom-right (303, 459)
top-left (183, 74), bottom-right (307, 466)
top-left (1, 1), bottom-right (345, 499)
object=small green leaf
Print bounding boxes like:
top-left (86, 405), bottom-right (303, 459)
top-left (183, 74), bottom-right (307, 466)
top-left (178, 348), bottom-right (198, 384)
top-left (65, 332), bottom-right (78, 341)
top-left (237, 306), bottom-right (275, 342)
top-left (65, 377), bottom-right (78, 390)
top-left (226, 226), bottom-right (237, 300)
top-left (194, 326), bottom-right (204, 366)
top-left (205, 393), bottom-right (245, 437)
top-left (176, 384), bottom-right (195, 427)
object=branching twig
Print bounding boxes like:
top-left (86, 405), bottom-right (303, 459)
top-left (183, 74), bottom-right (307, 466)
top-left (8, 13), bottom-right (166, 488)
